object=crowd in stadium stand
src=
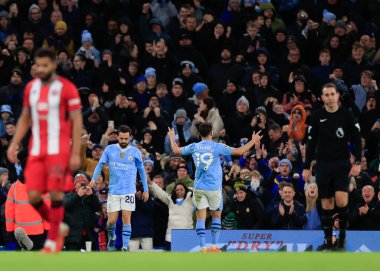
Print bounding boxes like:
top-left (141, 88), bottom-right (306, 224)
top-left (0, 0), bottom-right (380, 251)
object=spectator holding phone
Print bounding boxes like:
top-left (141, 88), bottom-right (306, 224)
top-left (63, 172), bottom-right (101, 251)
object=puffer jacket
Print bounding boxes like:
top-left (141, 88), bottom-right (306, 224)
top-left (149, 182), bottom-right (194, 242)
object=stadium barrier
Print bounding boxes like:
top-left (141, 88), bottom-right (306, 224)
top-left (172, 230), bottom-right (380, 252)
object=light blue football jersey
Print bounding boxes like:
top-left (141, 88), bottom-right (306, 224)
top-left (92, 144), bottom-right (148, 195)
top-left (180, 141), bottom-right (233, 191)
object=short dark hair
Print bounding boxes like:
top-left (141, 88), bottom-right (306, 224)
top-left (268, 123), bottom-right (281, 132)
top-left (279, 181), bottom-right (294, 191)
top-left (321, 83), bottom-right (338, 94)
top-left (199, 122), bottom-right (213, 138)
top-left (35, 48), bottom-right (56, 61)
top-left (118, 125), bottom-right (132, 135)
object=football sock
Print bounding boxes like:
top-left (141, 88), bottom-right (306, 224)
top-left (122, 224), bottom-right (132, 248)
top-left (196, 220), bottom-right (206, 248)
top-left (211, 218), bottom-right (221, 246)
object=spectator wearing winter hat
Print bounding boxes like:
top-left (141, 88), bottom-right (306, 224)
top-left (145, 67), bottom-right (157, 92)
top-left (164, 109), bottom-right (193, 155)
top-left (0, 11), bottom-right (17, 43)
top-left (144, 158), bottom-right (156, 180)
top-left (225, 96), bottom-right (254, 146)
top-left (134, 76), bottom-right (151, 110)
top-left (259, 2), bottom-right (286, 33)
top-left (166, 162), bottom-right (194, 194)
top-left (191, 97), bottom-right (224, 141)
top-left (231, 183), bottom-right (266, 229)
top-left (251, 106), bottom-right (269, 135)
top-left (320, 9), bottom-right (337, 40)
top-left (219, 79), bottom-right (245, 118)
top-left (21, 4), bottom-right (43, 40)
top-left (286, 105), bottom-right (308, 143)
top-left (188, 82), bottom-right (210, 108)
top-left (269, 182), bottom-right (306, 230)
top-left (179, 60), bottom-right (204, 97)
top-left (63, 172), bottom-right (101, 251)
top-left (251, 47), bottom-right (280, 86)
top-left (0, 105), bottom-right (14, 137)
top-left (76, 29), bottom-right (101, 65)
top-left (263, 158), bottom-right (295, 201)
top-left (42, 20), bottom-right (75, 57)
top-left (282, 75), bottom-right (316, 112)
top-left (175, 31), bottom-right (208, 79)
top-left (222, 212), bottom-right (237, 230)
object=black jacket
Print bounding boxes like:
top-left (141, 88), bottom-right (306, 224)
top-left (349, 199), bottom-right (380, 230)
top-left (63, 192), bottom-right (101, 244)
top-left (269, 200), bottom-right (307, 230)
top-left (231, 193), bottom-right (265, 229)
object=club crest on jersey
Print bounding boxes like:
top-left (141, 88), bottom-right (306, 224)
top-left (336, 127), bottom-right (344, 138)
top-left (128, 155), bottom-right (133, 161)
top-left (51, 89), bottom-right (59, 96)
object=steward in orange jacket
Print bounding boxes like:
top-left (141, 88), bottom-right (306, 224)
top-left (5, 180), bottom-right (50, 249)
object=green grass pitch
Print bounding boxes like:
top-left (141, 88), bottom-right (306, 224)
top-left (1, 252), bottom-right (379, 271)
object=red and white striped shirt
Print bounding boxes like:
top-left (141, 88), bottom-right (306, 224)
top-left (23, 77), bottom-right (82, 156)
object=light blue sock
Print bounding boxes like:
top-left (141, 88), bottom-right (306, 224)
top-left (107, 224), bottom-right (116, 240)
top-left (211, 218), bottom-right (221, 245)
top-left (196, 220), bottom-right (206, 248)
top-left (122, 224), bottom-right (132, 248)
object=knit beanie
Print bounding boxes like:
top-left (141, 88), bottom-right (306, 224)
top-left (81, 30), bottom-right (93, 43)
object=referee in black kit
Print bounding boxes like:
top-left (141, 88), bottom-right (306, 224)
top-left (302, 83), bottom-right (361, 251)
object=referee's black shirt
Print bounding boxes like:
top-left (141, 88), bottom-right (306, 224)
top-left (304, 107), bottom-right (362, 169)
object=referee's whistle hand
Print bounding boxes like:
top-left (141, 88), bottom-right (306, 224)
top-left (302, 169), bottom-right (311, 183)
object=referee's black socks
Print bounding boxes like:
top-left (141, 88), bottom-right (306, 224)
top-left (337, 206), bottom-right (348, 241)
top-left (321, 209), bottom-right (334, 245)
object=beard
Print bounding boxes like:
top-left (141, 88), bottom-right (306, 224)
top-left (119, 142), bottom-right (128, 149)
top-left (40, 70), bottom-right (54, 82)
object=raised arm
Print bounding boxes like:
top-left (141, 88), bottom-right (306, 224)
top-left (167, 127), bottom-right (182, 155)
top-left (231, 131), bottom-right (262, 156)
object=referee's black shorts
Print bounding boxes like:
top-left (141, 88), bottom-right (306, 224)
top-left (315, 159), bottom-right (351, 199)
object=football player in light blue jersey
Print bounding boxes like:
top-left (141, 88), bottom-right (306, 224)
top-left (168, 123), bottom-right (262, 252)
top-left (91, 125), bottom-right (149, 252)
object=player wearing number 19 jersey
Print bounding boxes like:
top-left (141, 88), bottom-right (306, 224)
top-left (91, 125), bottom-right (149, 252)
top-left (168, 123), bottom-right (262, 252)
